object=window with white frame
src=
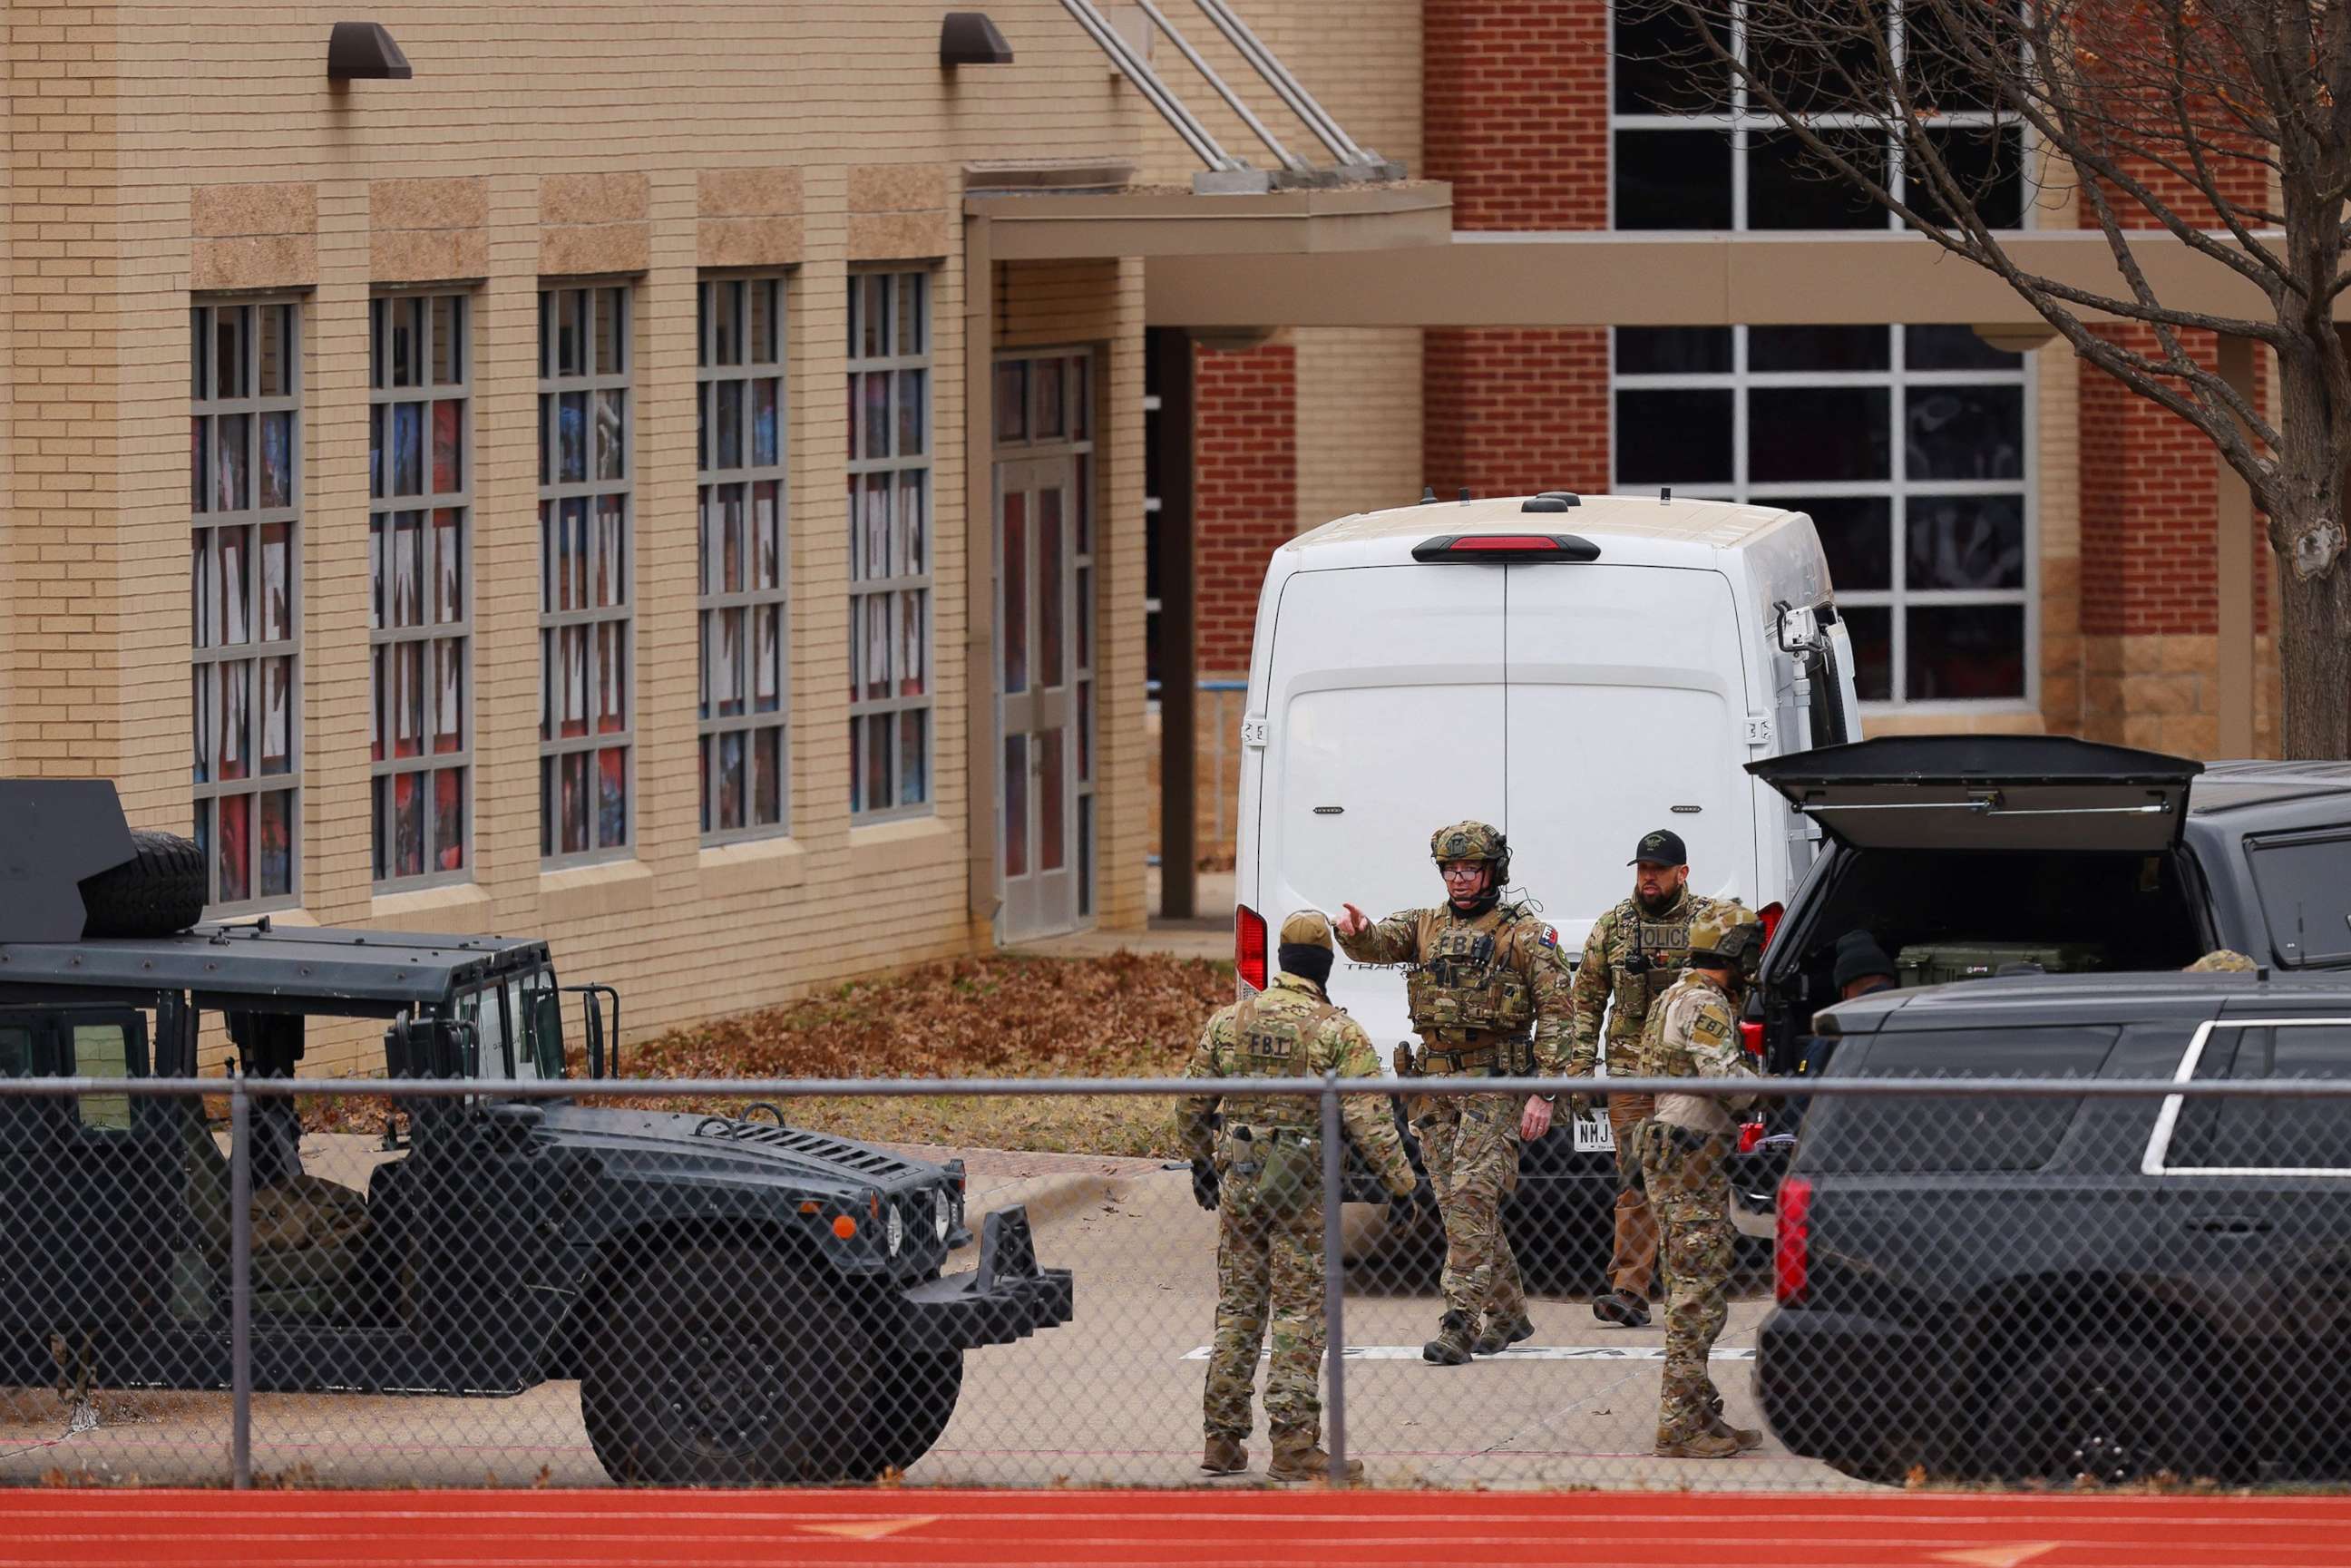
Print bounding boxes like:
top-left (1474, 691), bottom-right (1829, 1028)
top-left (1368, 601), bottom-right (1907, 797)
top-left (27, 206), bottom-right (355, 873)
top-left (1611, 2), bottom-right (2034, 706)
top-left (370, 292), bottom-right (473, 887)
top-left (190, 298), bottom-right (301, 911)
top-left (538, 284), bottom-right (633, 863)
top-left (846, 270), bottom-right (933, 819)
top-left (697, 275), bottom-right (790, 842)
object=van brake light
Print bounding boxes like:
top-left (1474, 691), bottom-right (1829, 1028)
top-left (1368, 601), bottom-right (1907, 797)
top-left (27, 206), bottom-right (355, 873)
top-left (1759, 901), bottom-right (1785, 951)
top-left (1775, 1175), bottom-right (1813, 1305)
top-left (1411, 533), bottom-right (1601, 564)
top-left (1236, 905), bottom-right (1268, 990)
top-left (1739, 1019), bottom-right (1765, 1056)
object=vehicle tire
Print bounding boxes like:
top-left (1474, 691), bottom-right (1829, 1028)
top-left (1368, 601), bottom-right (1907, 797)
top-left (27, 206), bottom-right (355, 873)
top-left (580, 1241), bottom-right (873, 1485)
top-left (851, 1349), bottom-right (964, 1477)
top-left (1989, 1341), bottom-right (2225, 1485)
top-left (77, 830), bottom-right (206, 939)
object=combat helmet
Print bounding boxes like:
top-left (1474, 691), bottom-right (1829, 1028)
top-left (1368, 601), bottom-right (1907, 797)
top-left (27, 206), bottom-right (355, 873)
top-left (2185, 949), bottom-right (2258, 973)
top-left (1429, 820), bottom-right (1511, 885)
top-left (1687, 901), bottom-right (1765, 983)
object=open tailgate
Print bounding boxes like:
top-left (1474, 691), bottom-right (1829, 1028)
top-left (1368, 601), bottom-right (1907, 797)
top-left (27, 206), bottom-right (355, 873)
top-left (1746, 735), bottom-right (2202, 853)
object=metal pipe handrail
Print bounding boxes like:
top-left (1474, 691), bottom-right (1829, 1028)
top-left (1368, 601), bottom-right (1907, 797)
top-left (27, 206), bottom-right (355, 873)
top-left (1055, 0), bottom-right (1243, 173)
top-left (1132, 0), bottom-right (1310, 173)
top-left (1187, 0), bottom-right (1368, 164)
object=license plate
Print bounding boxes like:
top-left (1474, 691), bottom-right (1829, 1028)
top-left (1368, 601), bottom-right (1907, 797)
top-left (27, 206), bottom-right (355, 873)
top-left (1570, 1114), bottom-right (1614, 1153)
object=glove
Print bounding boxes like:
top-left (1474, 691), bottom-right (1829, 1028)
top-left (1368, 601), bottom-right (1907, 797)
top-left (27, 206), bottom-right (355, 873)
top-left (1190, 1158), bottom-right (1221, 1212)
top-left (1384, 1171), bottom-right (1432, 1227)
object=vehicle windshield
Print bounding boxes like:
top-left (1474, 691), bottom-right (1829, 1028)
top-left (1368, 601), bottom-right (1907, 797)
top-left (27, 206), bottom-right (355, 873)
top-left (456, 967), bottom-right (566, 1080)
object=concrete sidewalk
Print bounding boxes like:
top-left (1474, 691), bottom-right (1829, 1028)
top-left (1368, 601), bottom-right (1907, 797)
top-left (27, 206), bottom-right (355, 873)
top-left (1004, 868), bottom-right (1236, 963)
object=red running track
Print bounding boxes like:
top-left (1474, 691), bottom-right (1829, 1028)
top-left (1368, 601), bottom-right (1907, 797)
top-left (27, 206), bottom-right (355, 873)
top-left (3, 1488), bottom-right (2348, 1568)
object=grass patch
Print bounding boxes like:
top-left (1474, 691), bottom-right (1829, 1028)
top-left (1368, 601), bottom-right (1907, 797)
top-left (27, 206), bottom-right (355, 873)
top-left (620, 950), bottom-right (1234, 1158)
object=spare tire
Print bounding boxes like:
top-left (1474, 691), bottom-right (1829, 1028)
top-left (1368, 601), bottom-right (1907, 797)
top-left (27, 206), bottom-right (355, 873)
top-left (79, 830), bottom-right (207, 938)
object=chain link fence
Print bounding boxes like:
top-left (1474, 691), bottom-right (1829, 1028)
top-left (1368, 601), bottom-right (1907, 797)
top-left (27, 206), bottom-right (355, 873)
top-left (2, 1067), bottom-right (2349, 1492)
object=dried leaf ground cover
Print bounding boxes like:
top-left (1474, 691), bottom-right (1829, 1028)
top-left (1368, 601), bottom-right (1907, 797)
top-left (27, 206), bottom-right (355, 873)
top-left (619, 951), bottom-right (1234, 1157)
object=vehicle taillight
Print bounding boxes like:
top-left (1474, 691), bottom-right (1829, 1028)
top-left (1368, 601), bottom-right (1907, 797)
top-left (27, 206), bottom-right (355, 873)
top-left (1775, 1175), bottom-right (1813, 1305)
top-left (1758, 901), bottom-right (1784, 951)
top-left (1410, 532), bottom-right (1601, 564)
top-left (1739, 1019), bottom-right (1765, 1056)
top-left (1738, 1118), bottom-right (1766, 1154)
top-left (1235, 904), bottom-right (1268, 990)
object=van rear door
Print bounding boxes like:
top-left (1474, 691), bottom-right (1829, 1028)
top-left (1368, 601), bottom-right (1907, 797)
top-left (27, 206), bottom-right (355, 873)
top-left (1504, 564), bottom-right (1756, 924)
top-left (1260, 564), bottom-right (1504, 1048)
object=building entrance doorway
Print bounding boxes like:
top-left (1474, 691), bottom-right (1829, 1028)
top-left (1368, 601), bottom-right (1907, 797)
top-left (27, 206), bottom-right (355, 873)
top-left (992, 351), bottom-right (1097, 941)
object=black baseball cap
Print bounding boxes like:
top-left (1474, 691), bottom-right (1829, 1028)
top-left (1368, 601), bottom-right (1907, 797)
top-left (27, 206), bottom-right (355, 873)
top-left (1629, 828), bottom-right (1687, 866)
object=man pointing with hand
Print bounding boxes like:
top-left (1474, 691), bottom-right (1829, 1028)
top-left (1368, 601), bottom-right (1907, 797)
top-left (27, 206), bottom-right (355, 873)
top-left (1336, 822), bottom-right (1574, 1365)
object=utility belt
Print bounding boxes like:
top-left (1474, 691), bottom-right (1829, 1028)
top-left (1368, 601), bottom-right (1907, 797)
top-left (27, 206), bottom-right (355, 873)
top-left (1221, 1121), bottom-right (1320, 1214)
top-left (1411, 1030), bottom-right (1533, 1076)
top-left (1629, 1117), bottom-right (1719, 1164)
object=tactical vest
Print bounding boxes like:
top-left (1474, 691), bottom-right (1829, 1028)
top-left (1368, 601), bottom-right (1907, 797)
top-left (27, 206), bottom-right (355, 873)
top-left (1404, 911), bottom-right (1535, 1052)
top-left (1220, 989), bottom-right (1332, 1132)
top-left (1606, 896), bottom-right (1705, 1048)
top-left (1639, 977), bottom-right (1727, 1081)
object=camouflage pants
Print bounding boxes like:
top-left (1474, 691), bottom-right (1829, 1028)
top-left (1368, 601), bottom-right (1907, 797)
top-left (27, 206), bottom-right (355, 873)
top-left (1605, 1093), bottom-right (1658, 1299)
top-left (1413, 1089), bottom-right (1526, 1323)
top-left (1638, 1124), bottom-right (1732, 1443)
top-left (1203, 1179), bottom-right (1326, 1441)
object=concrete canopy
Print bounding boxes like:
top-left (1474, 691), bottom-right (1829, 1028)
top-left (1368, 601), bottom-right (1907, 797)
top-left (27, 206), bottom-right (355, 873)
top-left (1140, 226), bottom-right (2294, 330)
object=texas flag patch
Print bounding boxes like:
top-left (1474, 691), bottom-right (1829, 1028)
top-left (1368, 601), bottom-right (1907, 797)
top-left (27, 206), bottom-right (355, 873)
top-left (1539, 926), bottom-right (1559, 950)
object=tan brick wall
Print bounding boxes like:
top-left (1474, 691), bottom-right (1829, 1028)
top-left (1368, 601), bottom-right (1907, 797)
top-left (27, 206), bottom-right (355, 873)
top-left (5, 3), bottom-right (1156, 1071)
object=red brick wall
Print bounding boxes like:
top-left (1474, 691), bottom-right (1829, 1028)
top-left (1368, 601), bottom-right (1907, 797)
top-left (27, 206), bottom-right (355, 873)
top-left (1423, 327), bottom-right (1610, 502)
top-left (2076, 138), bottom-right (2272, 640)
top-left (1424, 0), bottom-right (1610, 231)
top-left (1423, 1), bottom-right (1614, 506)
top-left (2078, 325), bottom-right (2271, 638)
top-left (1195, 340), bottom-right (1298, 675)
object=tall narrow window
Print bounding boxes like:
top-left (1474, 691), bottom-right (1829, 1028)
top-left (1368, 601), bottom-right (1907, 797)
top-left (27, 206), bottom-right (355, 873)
top-left (538, 284), bottom-right (634, 863)
top-left (697, 275), bottom-right (790, 842)
top-left (370, 292), bottom-right (473, 887)
top-left (846, 270), bottom-right (933, 819)
top-left (190, 299), bottom-right (301, 912)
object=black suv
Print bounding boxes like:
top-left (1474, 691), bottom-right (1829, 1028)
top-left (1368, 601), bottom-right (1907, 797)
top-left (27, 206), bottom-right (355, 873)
top-left (1746, 736), bottom-right (2351, 1075)
top-left (1756, 970), bottom-right (2351, 1485)
top-left (0, 781), bottom-right (1071, 1485)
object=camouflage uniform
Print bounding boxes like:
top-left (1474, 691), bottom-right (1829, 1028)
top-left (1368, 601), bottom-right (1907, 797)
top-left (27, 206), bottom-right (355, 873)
top-left (1337, 825), bottom-right (1573, 1358)
top-left (1176, 952), bottom-right (1414, 1462)
top-left (1567, 884), bottom-right (1724, 1303)
top-left (2186, 950), bottom-right (2258, 973)
top-left (1636, 940), bottom-right (1760, 1454)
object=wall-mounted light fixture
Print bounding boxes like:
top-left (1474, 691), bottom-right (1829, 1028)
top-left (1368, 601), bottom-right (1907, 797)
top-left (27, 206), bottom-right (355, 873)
top-left (327, 21), bottom-right (413, 82)
top-left (941, 12), bottom-right (1014, 67)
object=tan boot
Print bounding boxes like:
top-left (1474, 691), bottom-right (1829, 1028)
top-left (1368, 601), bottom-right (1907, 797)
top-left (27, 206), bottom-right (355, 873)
top-left (1471, 1311), bottom-right (1534, 1356)
top-left (1267, 1431), bottom-right (1362, 1485)
top-left (1654, 1427), bottom-right (1745, 1459)
top-left (1421, 1310), bottom-right (1474, 1366)
top-left (1200, 1434), bottom-right (1249, 1475)
top-left (1709, 1416), bottom-right (1764, 1452)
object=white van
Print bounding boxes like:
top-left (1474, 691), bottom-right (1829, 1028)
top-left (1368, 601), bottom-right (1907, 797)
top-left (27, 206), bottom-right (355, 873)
top-left (1232, 492), bottom-right (1860, 1268)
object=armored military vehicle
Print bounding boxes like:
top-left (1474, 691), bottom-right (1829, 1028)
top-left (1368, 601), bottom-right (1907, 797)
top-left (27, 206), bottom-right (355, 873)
top-left (0, 781), bottom-right (1071, 1484)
